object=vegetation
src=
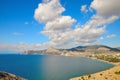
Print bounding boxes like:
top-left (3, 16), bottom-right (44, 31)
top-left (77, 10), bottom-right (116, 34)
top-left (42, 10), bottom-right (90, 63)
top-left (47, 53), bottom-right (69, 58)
top-left (115, 71), bottom-right (120, 75)
top-left (88, 74), bottom-right (91, 78)
top-left (95, 55), bottom-right (120, 62)
top-left (100, 73), bottom-right (103, 76)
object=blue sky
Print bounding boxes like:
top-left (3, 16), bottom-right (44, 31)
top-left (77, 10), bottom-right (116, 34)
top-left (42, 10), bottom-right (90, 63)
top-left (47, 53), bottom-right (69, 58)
top-left (0, 0), bottom-right (120, 52)
top-left (0, 0), bottom-right (47, 44)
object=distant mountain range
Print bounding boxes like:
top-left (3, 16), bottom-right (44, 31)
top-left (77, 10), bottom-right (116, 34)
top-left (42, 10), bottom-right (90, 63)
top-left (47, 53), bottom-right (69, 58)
top-left (24, 45), bottom-right (120, 55)
top-left (66, 45), bottom-right (120, 52)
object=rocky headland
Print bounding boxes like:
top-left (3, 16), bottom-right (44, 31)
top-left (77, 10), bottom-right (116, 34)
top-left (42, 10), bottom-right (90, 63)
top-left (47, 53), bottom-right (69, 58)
top-left (0, 72), bottom-right (26, 80)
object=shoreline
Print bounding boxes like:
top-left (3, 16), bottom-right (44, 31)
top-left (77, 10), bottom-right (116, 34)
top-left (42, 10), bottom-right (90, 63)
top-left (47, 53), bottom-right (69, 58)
top-left (60, 54), bottom-right (120, 80)
top-left (70, 64), bottom-right (120, 80)
top-left (0, 71), bottom-right (26, 80)
top-left (69, 55), bottom-right (120, 80)
top-left (86, 56), bottom-right (120, 65)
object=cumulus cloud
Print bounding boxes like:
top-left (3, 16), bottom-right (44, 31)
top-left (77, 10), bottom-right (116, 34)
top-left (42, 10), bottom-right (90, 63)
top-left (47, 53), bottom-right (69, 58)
top-left (34, 0), bottom-right (65, 23)
top-left (70, 14), bottom-right (118, 45)
top-left (72, 25), bottom-right (106, 44)
top-left (88, 15), bottom-right (119, 27)
top-left (32, 0), bottom-right (120, 49)
top-left (107, 34), bottom-right (116, 39)
top-left (44, 16), bottom-right (76, 31)
top-left (91, 0), bottom-right (120, 17)
top-left (34, 0), bottom-right (76, 48)
top-left (81, 5), bottom-right (88, 13)
top-left (71, 0), bottom-right (119, 46)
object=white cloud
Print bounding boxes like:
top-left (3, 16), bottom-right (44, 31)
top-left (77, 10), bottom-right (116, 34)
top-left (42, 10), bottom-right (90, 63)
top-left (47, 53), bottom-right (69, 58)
top-left (34, 0), bottom-right (65, 23)
top-left (72, 26), bottom-right (105, 44)
top-left (0, 42), bottom-right (55, 52)
top-left (44, 16), bottom-right (76, 31)
top-left (13, 32), bottom-right (23, 36)
top-left (91, 0), bottom-right (120, 17)
top-left (70, 14), bottom-right (118, 45)
top-left (107, 34), bottom-right (116, 39)
top-left (71, 0), bottom-right (119, 45)
top-left (41, 30), bottom-right (73, 47)
top-left (72, 0), bottom-right (119, 45)
top-left (88, 15), bottom-right (119, 27)
top-left (34, 0), bottom-right (120, 49)
top-left (81, 5), bottom-right (88, 13)
top-left (34, 0), bottom-right (76, 48)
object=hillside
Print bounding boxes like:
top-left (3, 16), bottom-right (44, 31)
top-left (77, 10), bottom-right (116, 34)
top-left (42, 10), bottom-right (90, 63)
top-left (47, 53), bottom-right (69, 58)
top-left (117, 47), bottom-right (120, 50)
top-left (24, 45), bottom-right (120, 55)
top-left (66, 45), bottom-right (120, 53)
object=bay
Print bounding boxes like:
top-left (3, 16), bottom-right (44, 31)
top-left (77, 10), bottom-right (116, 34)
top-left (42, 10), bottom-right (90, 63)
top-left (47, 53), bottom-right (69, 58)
top-left (0, 54), bottom-right (114, 80)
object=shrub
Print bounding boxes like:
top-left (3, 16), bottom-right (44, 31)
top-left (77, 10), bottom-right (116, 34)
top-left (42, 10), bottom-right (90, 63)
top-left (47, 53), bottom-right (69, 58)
top-left (88, 74), bottom-right (91, 78)
top-left (100, 73), bottom-right (103, 76)
top-left (115, 71), bottom-right (120, 75)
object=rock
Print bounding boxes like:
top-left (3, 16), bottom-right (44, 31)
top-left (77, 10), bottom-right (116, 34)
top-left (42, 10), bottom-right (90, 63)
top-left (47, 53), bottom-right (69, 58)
top-left (0, 72), bottom-right (26, 80)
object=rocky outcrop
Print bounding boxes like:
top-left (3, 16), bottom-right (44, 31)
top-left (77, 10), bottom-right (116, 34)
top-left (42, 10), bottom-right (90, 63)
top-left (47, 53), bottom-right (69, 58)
top-left (0, 72), bottom-right (26, 80)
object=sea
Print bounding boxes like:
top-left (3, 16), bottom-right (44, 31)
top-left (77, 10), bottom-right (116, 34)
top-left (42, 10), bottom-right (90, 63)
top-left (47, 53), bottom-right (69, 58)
top-left (0, 53), bottom-right (114, 80)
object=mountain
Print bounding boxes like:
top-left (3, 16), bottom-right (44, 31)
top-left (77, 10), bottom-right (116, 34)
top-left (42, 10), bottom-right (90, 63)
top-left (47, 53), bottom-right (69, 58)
top-left (67, 45), bottom-right (120, 52)
top-left (117, 47), bottom-right (120, 50)
top-left (45, 47), bottom-right (61, 55)
top-left (24, 45), bottom-right (120, 54)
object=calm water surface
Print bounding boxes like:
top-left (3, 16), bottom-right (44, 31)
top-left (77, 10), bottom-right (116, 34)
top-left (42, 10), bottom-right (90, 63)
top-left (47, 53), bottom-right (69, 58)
top-left (0, 54), bottom-right (114, 80)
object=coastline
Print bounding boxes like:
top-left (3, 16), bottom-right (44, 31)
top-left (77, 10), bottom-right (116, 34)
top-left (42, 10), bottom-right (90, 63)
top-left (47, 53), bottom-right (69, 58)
top-left (70, 64), bottom-right (120, 80)
top-left (0, 53), bottom-right (120, 80)
top-left (86, 56), bottom-right (120, 65)
top-left (60, 54), bottom-right (120, 80)
top-left (69, 55), bottom-right (120, 80)
top-left (0, 71), bottom-right (26, 80)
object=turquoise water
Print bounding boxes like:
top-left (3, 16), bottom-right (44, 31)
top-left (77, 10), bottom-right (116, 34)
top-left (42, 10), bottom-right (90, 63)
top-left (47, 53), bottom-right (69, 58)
top-left (0, 54), bottom-right (114, 80)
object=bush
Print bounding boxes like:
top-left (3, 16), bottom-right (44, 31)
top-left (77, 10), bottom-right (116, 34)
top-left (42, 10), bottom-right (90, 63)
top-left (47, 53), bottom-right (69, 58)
top-left (115, 71), bottom-right (120, 75)
top-left (88, 74), bottom-right (91, 78)
top-left (100, 73), bottom-right (103, 76)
